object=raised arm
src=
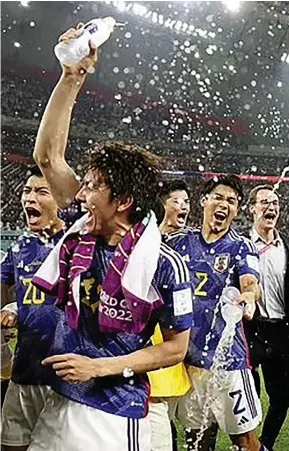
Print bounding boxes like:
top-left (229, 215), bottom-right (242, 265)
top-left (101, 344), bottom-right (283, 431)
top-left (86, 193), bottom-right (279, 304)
top-left (33, 26), bottom-right (97, 207)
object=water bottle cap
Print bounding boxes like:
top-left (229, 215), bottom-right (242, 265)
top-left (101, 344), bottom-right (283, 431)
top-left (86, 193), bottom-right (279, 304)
top-left (102, 17), bottom-right (117, 29)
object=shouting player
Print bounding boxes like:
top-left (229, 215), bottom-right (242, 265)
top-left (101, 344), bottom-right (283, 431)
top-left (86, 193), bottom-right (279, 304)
top-left (1, 167), bottom-right (65, 451)
top-left (149, 179), bottom-right (192, 451)
top-left (159, 180), bottom-right (191, 234)
top-left (28, 25), bottom-right (193, 451)
top-left (167, 175), bottom-right (266, 451)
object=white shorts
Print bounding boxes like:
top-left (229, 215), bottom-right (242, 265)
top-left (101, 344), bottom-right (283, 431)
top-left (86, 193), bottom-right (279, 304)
top-left (148, 398), bottom-right (172, 451)
top-left (1, 381), bottom-right (50, 446)
top-left (174, 367), bottom-right (262, 435)
top-left (28, 391), bottom-right (151, 451)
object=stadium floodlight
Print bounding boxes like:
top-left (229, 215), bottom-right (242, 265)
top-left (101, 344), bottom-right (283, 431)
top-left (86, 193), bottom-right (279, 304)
top-left (222, 0), bottom-right (241, 12)
top-left (281, 53), bottom-right (289, 64)
top-left (116, 1), bottom-right (129, 12)
top-left (132, 3), bottom-right (147, 16)
top-left (103, 1), bottom-right (212, 40)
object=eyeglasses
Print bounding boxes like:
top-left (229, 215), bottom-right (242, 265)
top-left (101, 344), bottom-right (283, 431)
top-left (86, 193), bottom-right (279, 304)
top-left (256, 199), bottom-right (279, 207)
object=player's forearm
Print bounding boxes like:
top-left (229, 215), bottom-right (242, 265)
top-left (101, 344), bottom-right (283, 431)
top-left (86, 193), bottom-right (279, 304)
top-left (34, 72), bottom-right (85, 166)
top-left (241, 280), bottom-right (260, 301)
top-left (94, 337), bottom-right (188, 378)
top-left (33, 72), bottom-right (85, 206)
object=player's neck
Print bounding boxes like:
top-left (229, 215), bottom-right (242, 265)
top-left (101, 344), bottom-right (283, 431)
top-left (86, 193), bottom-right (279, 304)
top-left (202, 223), bottom-right (229, 243)
top-left (159, 218), bottom-right (186, 235)
top-left (103, 218), bottom-right (133, 246)
top-left (254, 224), bottom-right (275, 244)
top-left (159, 220), bottom-right (180, 234)
top-left (38, 218), bottom-right (64, 239)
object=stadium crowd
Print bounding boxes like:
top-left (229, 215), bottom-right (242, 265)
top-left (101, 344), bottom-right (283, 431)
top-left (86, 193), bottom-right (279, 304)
top-left (1, 73), bottom-right (289, 234)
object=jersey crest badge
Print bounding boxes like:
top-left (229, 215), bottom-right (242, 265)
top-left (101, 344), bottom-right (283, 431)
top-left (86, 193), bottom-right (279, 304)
top-left (213, 254), bottom-right (230, 273)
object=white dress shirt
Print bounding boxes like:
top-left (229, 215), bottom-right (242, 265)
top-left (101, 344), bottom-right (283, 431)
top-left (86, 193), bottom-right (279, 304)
top-left (250, 228), bottom-right (287, 319)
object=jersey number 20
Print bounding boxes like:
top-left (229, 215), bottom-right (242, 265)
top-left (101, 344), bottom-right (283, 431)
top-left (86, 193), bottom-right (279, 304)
top-left (22, 278), bottom-right (45, 305)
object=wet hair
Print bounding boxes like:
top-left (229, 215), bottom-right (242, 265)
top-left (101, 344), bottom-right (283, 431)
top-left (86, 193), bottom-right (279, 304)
top-left (159, 179), bottom-right (190, 202)
top-left (200, 174), bottom-right (244, 205)
top-left (248, 184), bottom-right (279, 206)
top-left (27, 165), bottom-right (44, 178)
top-left (88, 141), bottom-right (163, 224)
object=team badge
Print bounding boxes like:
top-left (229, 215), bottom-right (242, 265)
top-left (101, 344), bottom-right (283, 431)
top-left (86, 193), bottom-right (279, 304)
top-left (213, 254), bottom-right (230, 273)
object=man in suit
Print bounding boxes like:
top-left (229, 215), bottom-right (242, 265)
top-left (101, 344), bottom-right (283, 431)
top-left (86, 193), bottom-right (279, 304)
top-left (245, 184), bottom-right (289, 451)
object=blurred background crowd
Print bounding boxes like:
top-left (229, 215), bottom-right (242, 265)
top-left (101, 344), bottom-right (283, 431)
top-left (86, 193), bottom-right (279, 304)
top-left (1, 0), bottom-right (289, 234)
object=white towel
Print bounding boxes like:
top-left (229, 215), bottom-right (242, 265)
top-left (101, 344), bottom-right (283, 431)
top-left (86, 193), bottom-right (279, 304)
top-left (122, 212), bottom-right (161, 303)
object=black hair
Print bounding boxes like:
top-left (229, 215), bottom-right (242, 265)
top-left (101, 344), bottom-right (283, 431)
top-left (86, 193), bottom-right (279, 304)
top-left (89, 141), bottom-right (163, 224)
top-left (200, 174), bottom-right (244, 205)
top-left (159, 179), bottom-right (190, 202)
top-left (27, 165), bottom-right (44, 178)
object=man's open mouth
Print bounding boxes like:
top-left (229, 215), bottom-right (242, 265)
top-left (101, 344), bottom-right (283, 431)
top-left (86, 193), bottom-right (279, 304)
top-left (177, 212), bottom-right (187, 222)
top-left (214, 211), bottom-right (227, 222)
top-left (82, 207), bottom-right (93, 225)
top-left (25, 206), bottom-right (41, 222)
top-left (264, 212), bottom-right (276, 220)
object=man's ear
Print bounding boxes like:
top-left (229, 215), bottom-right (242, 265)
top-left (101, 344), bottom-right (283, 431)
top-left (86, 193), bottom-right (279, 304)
top-left (200, 196), bottom-right (206, 208)
top-left (116, 195), bottom-right (134, 213)
top-left (249, 204), bottom-right (255, 216)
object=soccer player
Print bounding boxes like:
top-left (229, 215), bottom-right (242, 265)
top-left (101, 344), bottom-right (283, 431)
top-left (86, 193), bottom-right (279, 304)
top-left (167, 175), bottom-right (266, 451)
top-left (148, 180), bottom-right (192, 451)
top-left (245, 185), bottom-right (289, 451)
top-left (28, 25), bottom-right (193, 451)
top-left (1, 167), bottom-right (65, 451)
top-left (159, 180), bottom-right (191, 234)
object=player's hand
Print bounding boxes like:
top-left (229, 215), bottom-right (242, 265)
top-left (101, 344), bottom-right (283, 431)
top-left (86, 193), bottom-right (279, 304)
top-left (42, 353), bottom-right (104, 382)
top-left (59, 23), bottom-right (98, 77)
top-left (1, 310), bottom-right (18, 328)
top-left (236, 292), bottom-right (256, 320)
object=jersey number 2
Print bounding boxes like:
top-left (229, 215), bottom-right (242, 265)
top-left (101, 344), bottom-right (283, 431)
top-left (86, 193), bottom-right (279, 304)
top-left (194, 272), bottom-right (208, 297)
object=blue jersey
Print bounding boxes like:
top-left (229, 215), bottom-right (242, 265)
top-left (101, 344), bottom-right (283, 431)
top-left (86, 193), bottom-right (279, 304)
top-left (49, 239), bottom-right (193, 419)
top-left (58, 201), bottom-right (83, 228)
top-left (1, 230), bottom-right (64, 385)
top-left (166, 228), bottom-right (260, 371)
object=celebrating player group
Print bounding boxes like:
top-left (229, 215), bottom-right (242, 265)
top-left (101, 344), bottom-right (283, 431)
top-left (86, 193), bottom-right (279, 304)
top-left (1, 23), bottom-right (288, 451)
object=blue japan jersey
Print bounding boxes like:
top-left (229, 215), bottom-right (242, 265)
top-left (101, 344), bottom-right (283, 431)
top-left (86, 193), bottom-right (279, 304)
top-left (1, 230), bottom-right (64, 385)
top-left (166, 228), bottom-right (260, 371)
top-left (58, 200), bottom-right (83, 228)
top-left (49, 240), bottom-right (193, 419)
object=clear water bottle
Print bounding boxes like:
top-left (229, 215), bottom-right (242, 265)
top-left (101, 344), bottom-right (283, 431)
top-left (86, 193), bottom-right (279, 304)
top-left (220, 286), bottom-right (244, 324)
top-left (54, 17), bottom-right (117, 66)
